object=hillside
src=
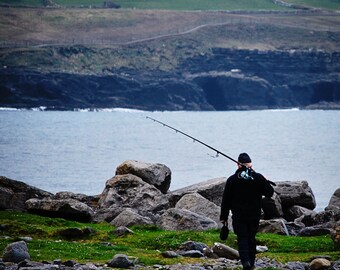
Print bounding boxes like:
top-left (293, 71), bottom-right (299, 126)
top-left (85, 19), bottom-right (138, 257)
top-left (0, 5), bottom-right (340, 110)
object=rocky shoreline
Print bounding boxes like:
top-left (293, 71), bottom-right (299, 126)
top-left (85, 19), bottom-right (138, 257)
top-left (1, 160), bottom-right (340, 269)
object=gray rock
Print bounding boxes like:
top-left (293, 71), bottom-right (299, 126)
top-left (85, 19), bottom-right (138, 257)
top-left (161, 251), bottom-right (179, 258)
top-left (2, 241), bottom-right (30, 263)
top-left (171, 177), bottom-right (227, 206)
top-left (285, 205), bottom-right (317, 221)
top-left (113, 226), bottom-right (134, 237)
top-left (57, 227), bottom-right (95, 240)
top-left (175, 193), bottom-right (221, 227)
top-left (309, 258), bottom-right (331, 270)
top-left (298, 227), bottom-right (332, 237)
top-left (92, 205), bottom-right (123, 223)
top-left (285, 220), bottom-right (305, 236)
top-left (178, 241), bottom-right (209, 253)
top-left (116, 160), bottom-right (171, 194)
top-left (212, 242), bottom-right (239, 260)
top-left (302, 210), bottom-right (339, 227)
top-left (0, 176), bottom-right (52, 211)
top-left (98, 174), bottom-right (169, 216)
top-left (53, 192), bottom-right (99, 209)
top-left (157, 208), bottom-right (217, 231)
top-left (274, 181), bottom-right (316, 210)
top-left (259, 219), bottom-right (289, 235)
top-left (177, 250), bottom-right (204, 258)
top-left (284, 261), bottom-right (309, 270)
top-left (326, 188), bottom-right (340, 211)
top-left (110, 208), bottom-right (153, 227)
top-left (25, 198), bottom-right (94, 222)
top-left (107, 254), bottom-right (134, 268)
top-left (262, 192), bottom-right (284, 219)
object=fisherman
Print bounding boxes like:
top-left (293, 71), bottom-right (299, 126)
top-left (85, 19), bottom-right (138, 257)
top-left (220, 153), bottom-right (274, 270)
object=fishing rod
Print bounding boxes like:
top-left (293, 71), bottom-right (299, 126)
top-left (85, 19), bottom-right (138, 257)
top-left (146, 116), bottom-right (242, 165)
top-left (146, 116), bottom-right (276, 186)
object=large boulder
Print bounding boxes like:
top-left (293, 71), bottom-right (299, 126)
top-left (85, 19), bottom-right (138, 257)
top-left (2, 241), bottom-right (30, 263)
top-left (157, 208), bottom-right (218, 231)
top-left (259, 219), bottom-right (289, 235)
top-left (326, 188), bottom-right (340, 211)
top-left (25, 198), bottom-right (94, 222)
top-left (262, 193), bottom-right (284, 219)
top-left (175, 192), bottom-right (221, 227)
top-left (284, 205), bottom-right (317, 222)
top-left (171, 177), bottom-right (227, 206)
top-left (0, 176), bottom-right (52, 211)
top-left (53, 191), bottom-right (99, 209)
top-left (116, 160), bottom-right (171, 194)
top-left (110, 208), bottom-right (153, 227)
top-left (301, 210), bottom-right (340, 227)
top-left (98, 174), bottom-right (169, 219)
top-left (298, 226), bottom-right (332, 237)
top-left (274, 181), bottom-right (316, 210)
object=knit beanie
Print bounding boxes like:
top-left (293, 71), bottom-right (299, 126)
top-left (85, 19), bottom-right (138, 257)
top-left (238, 153), bottom-right (252, 163)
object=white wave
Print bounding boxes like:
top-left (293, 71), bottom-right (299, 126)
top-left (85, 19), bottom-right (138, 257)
top-left (31, 106), bottom-right (47, 111)
top-left (74, 107), bottom-right (147, 113)
top-left (0, 107), bottom-right (20, 111)
top-left (264, 108), bottom-right (300, 112)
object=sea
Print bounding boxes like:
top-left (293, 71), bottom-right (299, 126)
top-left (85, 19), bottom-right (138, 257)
top-left (0, 108), bottom-right (339, 212)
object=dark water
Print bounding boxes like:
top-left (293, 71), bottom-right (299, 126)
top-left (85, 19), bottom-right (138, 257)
top-left (0, 108), bottom-right (339, 211)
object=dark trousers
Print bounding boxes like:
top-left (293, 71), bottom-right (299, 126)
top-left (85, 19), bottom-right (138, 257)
top-left (232, 218), bottom-right (259, 267)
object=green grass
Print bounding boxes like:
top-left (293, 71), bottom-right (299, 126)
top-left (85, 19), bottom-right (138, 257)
top-left (1, 0), bottom-right (339, 10)
top-left (0, 211), bottom-right (339, 266)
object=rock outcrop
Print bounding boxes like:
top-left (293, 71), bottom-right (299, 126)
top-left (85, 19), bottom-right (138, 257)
top-left (0, 176), bottom-right (52, 211)
top-left (157, 208), bottom-right (218, 231)
top-left (326, 188), bottom-right (340, 211)
top-left (175, 192), bottom-right (221, 227)
top-left (25, 197), bottom-right (94, 222)
top-left (96, 173), bottom-right (169, 222)
top-left (274, 180), bottom-right (316, 210)
top-left (116, 160), bottom-right (171, 194)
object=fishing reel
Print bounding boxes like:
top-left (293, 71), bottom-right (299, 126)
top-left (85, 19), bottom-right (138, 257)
top-left (239, 169), bottom-right (254, 180)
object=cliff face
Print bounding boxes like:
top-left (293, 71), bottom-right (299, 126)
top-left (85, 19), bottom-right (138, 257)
top-left (1, 48), bottom-right (339, 110)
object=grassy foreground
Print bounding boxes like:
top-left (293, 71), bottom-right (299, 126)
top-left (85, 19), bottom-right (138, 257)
top-left (0, 211), bottom-right (339, 267)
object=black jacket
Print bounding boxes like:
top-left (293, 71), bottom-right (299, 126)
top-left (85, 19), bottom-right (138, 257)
top-left (220, 167), bottom-right (274, 221)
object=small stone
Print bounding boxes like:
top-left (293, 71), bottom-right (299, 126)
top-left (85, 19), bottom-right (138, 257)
top-left (113, 226), bottom-right (134, 237)
top-left (177, 250), bottom-right (204, 258)
top-left (107, 254), bottom-right (134, 268)
top-left (161, 251), bottom-right (179, 258)
top-left (309, 258), bottom-right (331, 270)
top-left (2, 241), bottom-right (30, 263)
top-left (256, 245), bottom-right (268, 253)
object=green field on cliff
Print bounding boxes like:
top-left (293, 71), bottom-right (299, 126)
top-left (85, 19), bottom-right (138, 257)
top-left (0, 0), bottom-right (340, 10)
top-left (0, 211), bottom-right (338, 267)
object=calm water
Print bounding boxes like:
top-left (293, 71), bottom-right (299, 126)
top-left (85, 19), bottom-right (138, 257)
top-left (0, 109), bottom-right (339, 211)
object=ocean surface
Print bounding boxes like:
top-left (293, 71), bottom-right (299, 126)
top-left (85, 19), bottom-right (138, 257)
top-left (0, 108), bottom-right (339, 212)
